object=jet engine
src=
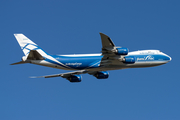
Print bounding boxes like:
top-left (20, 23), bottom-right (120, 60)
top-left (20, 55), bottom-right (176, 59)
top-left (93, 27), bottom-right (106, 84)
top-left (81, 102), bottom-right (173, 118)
top-left (94, 71), bottom-right (109, 79)
top-left (122, 56), bottom-right (135, 64)
top-left (115, 47), bottom-right (129, 55)
top-left (67, 75), bottom-right (82, 82)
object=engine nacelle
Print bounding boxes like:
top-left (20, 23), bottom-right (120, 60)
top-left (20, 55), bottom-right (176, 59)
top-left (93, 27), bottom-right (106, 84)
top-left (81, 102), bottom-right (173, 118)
top-left (67, 75), bottom-right (82, 82)
top-left (94, 71), bottom-right (109, 79)
top-left (122, 56), bottom-right (135, 64)
top-left (115, 47), bottom-right (129, 55)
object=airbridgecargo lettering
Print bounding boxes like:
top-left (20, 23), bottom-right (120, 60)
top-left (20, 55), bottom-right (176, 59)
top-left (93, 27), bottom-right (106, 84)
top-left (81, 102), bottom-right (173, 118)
top-left (12, 33), bottom-right (171, 82)
top-left (137, 55), bottom-right (154, 61)
top-left (66, 63), bottom-right (82, 66)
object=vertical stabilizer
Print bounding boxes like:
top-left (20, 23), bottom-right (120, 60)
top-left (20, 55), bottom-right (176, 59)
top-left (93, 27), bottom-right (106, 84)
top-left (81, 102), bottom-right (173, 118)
top-left (14, 34), bottom-right (48, 56)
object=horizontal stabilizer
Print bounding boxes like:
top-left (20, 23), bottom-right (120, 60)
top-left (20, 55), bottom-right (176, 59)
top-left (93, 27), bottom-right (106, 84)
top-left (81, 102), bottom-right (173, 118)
top-left (10, 61), bottom-right (27, 65)
top-left (27, 50), bottom-right (45, 60)
top-left (11, 50), bottom-right (45, 65)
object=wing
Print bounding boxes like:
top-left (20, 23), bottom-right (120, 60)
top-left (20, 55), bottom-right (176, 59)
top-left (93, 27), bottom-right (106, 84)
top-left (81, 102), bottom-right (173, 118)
top-left (100, 33), bottom-right (119, 57)
top-left (31, 70), bottom-right (88, 78)
top-left (100, 32), bottom-right (116, 49)
top-left (99, 33), bottom-right (120, 66)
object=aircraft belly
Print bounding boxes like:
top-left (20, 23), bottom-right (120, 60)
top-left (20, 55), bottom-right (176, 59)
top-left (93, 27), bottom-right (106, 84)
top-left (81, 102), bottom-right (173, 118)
top-left (127, 61), bottom-right (167, 68)
top-left (90, 60), bottom-right (168, 71)
top-left (30, 59), bottom-right (169, 71)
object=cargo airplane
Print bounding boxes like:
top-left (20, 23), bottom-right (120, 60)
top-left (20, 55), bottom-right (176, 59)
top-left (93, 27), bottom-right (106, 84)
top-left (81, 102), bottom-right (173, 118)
top-left (11, 33), bottom-right (171, 82)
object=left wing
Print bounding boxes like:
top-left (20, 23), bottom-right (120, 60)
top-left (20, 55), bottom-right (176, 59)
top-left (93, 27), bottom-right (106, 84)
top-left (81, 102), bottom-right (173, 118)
top-left (31, 70), bottom-right (88, 78)
top-left (31, 70), bottom-right (103, 82)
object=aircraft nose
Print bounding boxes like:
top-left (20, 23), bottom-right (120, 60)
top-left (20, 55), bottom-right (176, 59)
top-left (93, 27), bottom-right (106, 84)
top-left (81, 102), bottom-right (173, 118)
top-left (165, 55), bottom-right (172, 62)
top-left (169, 56), bottom-right (172, 61)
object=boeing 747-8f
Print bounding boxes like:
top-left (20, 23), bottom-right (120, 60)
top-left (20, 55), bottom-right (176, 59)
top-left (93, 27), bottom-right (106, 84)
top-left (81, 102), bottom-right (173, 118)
top-left (11, 33), bottom-right (171, 82)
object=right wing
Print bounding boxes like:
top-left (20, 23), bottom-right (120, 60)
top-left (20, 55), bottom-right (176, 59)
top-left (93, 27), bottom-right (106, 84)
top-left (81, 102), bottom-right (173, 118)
top-left (100, 32), bottom-right (116, 49)
top-left (100, 33), bottom-right (119, 57)
top-left (99, 33), bottom-right (120, 66)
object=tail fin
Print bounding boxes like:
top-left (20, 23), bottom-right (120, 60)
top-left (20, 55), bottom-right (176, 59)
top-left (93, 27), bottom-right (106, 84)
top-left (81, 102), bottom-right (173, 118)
top-left (14, 34), bottom-right (48, 56)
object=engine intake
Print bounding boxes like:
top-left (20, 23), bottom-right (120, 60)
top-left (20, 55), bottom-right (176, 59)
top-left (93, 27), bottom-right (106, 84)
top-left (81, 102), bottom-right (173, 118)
top-left (94, 71), bottom-right (109, 79)
top-left (115, 47), bottom-right (129, 55)
top-left (67, 75), bottom-right (82, 82)
top-left (122, 56), bottom-right (135, 64)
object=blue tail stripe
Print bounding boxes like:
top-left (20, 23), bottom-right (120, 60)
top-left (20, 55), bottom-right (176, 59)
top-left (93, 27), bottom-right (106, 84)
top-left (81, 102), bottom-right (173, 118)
top-left (22, 43), bottom-right (38, 50)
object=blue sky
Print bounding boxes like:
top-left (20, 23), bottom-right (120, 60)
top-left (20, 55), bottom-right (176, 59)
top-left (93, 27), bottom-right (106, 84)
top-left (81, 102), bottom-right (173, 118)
top-left (1, 0), bottom-right (179, 120)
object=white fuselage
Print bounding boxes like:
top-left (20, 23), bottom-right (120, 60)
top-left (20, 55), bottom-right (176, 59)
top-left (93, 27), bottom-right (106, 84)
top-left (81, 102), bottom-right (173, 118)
top-left (30, 50), bottom-right (171, 71)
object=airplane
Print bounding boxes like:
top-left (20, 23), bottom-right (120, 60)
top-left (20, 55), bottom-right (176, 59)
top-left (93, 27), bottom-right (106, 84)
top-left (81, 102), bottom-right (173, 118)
top-left (11, 33), bottom-right (172, 82)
